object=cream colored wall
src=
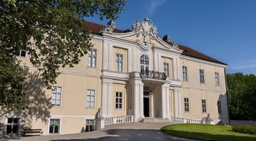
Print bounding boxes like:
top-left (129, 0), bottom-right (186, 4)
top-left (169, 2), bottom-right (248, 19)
top-left (61, 117), bottom-right (85, 134)
top-left (112, 84), bottom-right (127, 116)
top-left (180, 58), bottom-right (227, 120)
top-left (161, 57), bottom-right (173, 79)
top-left (49, 74), bottom-right (101, 116)
top-left (112, 47), bottom-right (128, 72)
top-left (180, 58), bottom-right (226, 92)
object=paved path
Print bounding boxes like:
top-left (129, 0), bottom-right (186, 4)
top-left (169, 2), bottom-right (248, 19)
top-left (6, 123), bottom-right (198, 141)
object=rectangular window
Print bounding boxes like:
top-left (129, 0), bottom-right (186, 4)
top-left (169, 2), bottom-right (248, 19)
top-left (86, 89), bottom-right (95, 108)
top-left (215, 72), bottom-right (220, 86)
top-left (202, 99), bottom-right (207, 113)
top-left (49, 119), bottom-right (60, 134)
top-left (199, 69), bottom-right (205, 83)
top-left (164, 62), bottom-right (169, 76)
top-left (52, 86), bottom-right (62, 106)
top-left (6, 118), bottom-right (19, 135)
top-left (16, 44), bottom-right (26, 57)
top-left (217, 101), bottom-right (222, 113)
top-left (115, 92), bottom-right (122, 109)
top-left (85, 119), bottom-right (94, 132)
top-left (116, 54), bottom-right (123, 71)
top-left (184, 98), bottom-right (189, 112)
top-left (88, 49), bottom-right (97, 67)
top-left (182, 66), bottom-right (188, 81)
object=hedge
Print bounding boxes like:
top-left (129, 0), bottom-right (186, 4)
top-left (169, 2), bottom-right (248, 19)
top-left (232, 124), bottom-right (256, 135)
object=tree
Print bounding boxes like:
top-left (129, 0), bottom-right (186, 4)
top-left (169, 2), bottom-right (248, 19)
top-left (227, 73), bottom-right (256, 120)
top-left (0, 0), bottom-right (126, 113)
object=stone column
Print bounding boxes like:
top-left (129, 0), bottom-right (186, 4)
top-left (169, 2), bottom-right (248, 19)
top-left (129, 72), bottom-right (143, 122)
top-left (174, 88), bottom-right (181, 117)
top-left (102, 42), bottom-right (109, 70)
top-left (101, 79), bottom-right (112, 117)
top-left (139, 83), bottom-right (144, 118)
top-left (161, 83), bottom-right (169, 118)
top-left (149, 93), bottom-right (154, 117)
top-left (108, 44), bottom-right (113, 70)
top-left (128, 48), bottom-right (132, 72)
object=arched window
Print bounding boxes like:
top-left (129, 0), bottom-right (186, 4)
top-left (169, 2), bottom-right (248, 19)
top-left (140, 54), bottom-right (149, 74)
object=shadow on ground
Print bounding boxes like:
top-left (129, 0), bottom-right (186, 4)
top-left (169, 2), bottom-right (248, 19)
top-left (49, 129), bottom-right (190, 141)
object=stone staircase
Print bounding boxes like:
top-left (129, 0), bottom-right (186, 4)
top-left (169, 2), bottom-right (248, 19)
top-left (143, 117), bottom-right (170, 123)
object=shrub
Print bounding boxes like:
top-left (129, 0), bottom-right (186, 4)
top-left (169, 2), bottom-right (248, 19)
top-left (232, 124), bottom-right (256, 135)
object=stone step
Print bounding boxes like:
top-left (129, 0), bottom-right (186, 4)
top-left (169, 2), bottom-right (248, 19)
top-left (143, 117), bottom-right (170, 123)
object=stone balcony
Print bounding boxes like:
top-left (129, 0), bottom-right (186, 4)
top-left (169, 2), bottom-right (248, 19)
top-left (140, 70), bottom-right (167, 80)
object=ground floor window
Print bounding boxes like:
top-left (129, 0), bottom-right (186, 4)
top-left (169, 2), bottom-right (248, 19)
top-left (6, 117), bottom-right (20, 135)
top-left (86, 119), bottom-right (94, 132)
top-left (49, 119), bottom-right (60, 134)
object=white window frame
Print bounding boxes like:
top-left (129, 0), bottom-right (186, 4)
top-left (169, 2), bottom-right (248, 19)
top-left (116, 53), bottom-right (123, 71)
top-left (52, 86), bottom-right (62, 106)
top-left (140, 54), bottom-right (149, 74)
top-left (115, 92), bottom-right (122, 109)
top-left (182, 66), bottom-right (188, 81)
top-left (199, 69), bottom-right (205, 84)
top-left (49, 118), bottom-right (60, 134)
top-left (85, 119), bottom-right (94, 132)
top-left (217, 101), bottom-right (222, 113)
top-left (164, 62), bottom-right (169, 77)
top-left (86, 89), bottom-right (95, 108)
top-left (17, 44), bottom-right (26, 57)
top-left (202, 99), bottom-right (207, 113)
top-left (88, 49), bottom-right (97, 67)
top-left (5, 117), bottom-right (20, 136)
top-left (184, 98), bottom-right (189, 112)
top-left (215, 72), bottom-right (220, 86)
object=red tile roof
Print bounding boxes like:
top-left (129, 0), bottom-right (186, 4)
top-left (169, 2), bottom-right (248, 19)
top-left (165, 42), bottom-right (226, 65)
top-left (83, 20), bottom-right (226, 65)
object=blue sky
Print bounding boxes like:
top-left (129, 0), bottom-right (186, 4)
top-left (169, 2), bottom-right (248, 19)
top-left (85, 0), bottom-right (256, 75)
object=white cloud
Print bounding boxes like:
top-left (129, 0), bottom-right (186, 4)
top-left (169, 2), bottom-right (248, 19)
top-left (229, 60), bottom-right (256, 69)
top-left (148, 0), bottom-right (166, 14)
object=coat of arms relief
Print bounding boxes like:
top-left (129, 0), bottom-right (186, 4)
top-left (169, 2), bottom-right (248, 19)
top-left (132, 18), bottom-right (158, 48)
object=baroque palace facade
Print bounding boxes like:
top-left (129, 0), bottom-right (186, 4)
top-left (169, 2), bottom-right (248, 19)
top-left (1, 18), bottom-right (229, 136)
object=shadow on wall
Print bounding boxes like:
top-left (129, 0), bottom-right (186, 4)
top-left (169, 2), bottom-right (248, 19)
top-left (218, 93), bottom-right (229, 123)
top-left (0, 69), bottom-right (52, 137)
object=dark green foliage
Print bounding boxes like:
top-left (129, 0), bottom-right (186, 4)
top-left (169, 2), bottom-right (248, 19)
top-left (0, 0), bottom-right (126, 113)
top-left (227, 73), bottom-right (256, 120)
top-left (232, 125), bottom-right (256, 135)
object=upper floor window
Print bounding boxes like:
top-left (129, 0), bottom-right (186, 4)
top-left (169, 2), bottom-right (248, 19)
top-left (52, 86), bottom-right (62, 106)
top-left (164, 63), bottom-right (169, 76)
top-left (199, 69), bottom-right (205, 84)
top-left (86, 89), bottom-right (95, 108)
top-left (215, 72), bottom-right (219, 86)
top-left (182, 66), bottom-right (188, 81)
top-left (116, 54), bottom-right (123, 71)
top-left (140, 54), bottom-right (149, 74)
top-left (16, 43), bottom-right (26, 57)
top-left (88, 49), bottom-right (97, 67)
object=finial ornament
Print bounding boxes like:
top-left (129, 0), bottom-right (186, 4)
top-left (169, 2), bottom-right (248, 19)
top-left (103, 20), bottom-right (115, 33)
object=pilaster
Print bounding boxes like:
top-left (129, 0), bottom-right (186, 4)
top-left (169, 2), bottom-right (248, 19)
top-left (101, 79), bottom-right (113, 117)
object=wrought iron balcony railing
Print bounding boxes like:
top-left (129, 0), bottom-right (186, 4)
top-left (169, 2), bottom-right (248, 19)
top-left (140, 70), bottom-right (167, 80)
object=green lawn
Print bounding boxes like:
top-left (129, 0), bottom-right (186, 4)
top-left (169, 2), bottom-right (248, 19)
top-left (161, 124), bottom-right (256, 141)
